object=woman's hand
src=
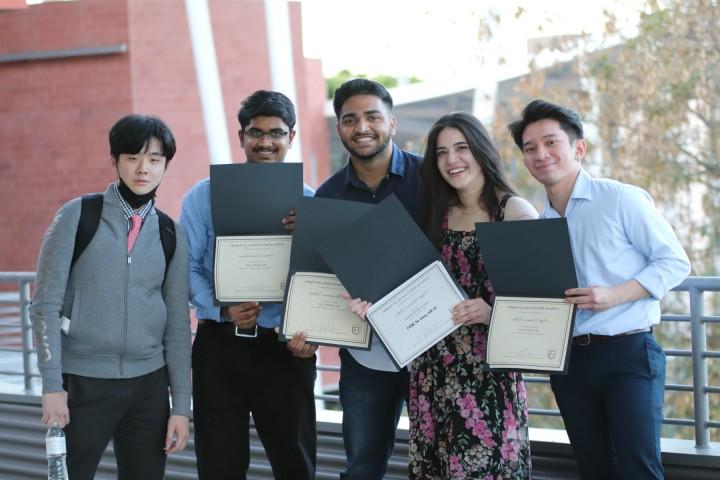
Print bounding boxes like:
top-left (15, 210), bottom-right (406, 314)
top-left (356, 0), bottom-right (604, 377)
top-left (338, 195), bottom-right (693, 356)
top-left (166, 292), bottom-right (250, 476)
top-left (341, 292), bottom-right (372, 320)
top-left (451, 298), bottom-right (491, 326)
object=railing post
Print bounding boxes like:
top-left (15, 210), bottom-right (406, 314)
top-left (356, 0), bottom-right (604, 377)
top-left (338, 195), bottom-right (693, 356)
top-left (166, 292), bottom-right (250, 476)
top-left (18, 279), bottom-right (33, 393)
top-left (688, 286), bottom-right (710, 449)
top-left (314, 368), bottom-right (326, 411)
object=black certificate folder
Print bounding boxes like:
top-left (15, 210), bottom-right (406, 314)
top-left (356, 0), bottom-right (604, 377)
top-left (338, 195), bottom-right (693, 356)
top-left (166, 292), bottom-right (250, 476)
top-left (210, 163), bottom-right (302, 305)
top-left (475, 218), bottom-right (578, 374)
top-left (279, 197), bottom-right (376, 350)
top-left (319, 195), bottom-right (468, 369)
top-left (317, 195), bottom-right (440, 302)
top-left (288, 197), bottom-right (375, 274)
top-left (210, 162), bottom-right (302, 235)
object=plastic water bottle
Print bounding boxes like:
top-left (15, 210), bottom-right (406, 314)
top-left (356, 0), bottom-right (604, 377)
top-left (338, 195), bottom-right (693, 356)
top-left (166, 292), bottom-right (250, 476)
top-left (46, 423), bottom-right (68, 479)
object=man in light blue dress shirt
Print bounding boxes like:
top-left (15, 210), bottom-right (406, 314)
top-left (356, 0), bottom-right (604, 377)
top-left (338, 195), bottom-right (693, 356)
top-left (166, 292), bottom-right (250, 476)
top-left (509, 100), bottom-right (691, 480)
top-left (180, 91), bottom-right (316, 479)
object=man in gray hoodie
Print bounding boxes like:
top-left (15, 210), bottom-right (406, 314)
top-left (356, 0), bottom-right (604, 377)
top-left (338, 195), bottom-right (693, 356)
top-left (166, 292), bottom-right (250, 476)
top-left (30, 114), bottom-right (192, 480)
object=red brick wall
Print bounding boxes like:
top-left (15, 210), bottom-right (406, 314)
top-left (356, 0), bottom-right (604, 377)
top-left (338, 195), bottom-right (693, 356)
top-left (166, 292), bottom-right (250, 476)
top-left (0, 0), bottom-right (329, 271)
top-left (0, 0), bottom-right (132, 271)
top-left (125, 0), bottom-right (209, 218)
top-left (210, 0), bottom-right (272, 168)
top-left (208, 0), bottom-right (330, 187)
top-left (0, 0), bottom-right (27, 9)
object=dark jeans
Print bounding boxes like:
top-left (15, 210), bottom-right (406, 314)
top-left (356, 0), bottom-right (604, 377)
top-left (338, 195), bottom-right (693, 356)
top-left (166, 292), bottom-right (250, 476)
top-left (192, 322), bottom-right (317, 480)
top-left (550, 332), bottom-right (665, 480)
top-left (64, 367), bottom-right (170, 480)
top-left (338, 348), bottom-right (409, 480)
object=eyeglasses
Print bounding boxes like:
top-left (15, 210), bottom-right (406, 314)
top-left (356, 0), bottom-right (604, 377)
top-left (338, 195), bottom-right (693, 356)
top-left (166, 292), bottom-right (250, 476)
top-left (244, 128), bottom-right (289, 140)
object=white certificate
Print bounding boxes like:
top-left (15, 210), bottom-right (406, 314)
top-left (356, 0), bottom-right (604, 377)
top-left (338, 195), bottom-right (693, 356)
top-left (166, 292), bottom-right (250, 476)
top-left (214, 235), bottom-right (291, 302)
top-left (366, 260), bottom-right (466, 368)
top-left (487, 296), bottom-right (574, 372)
top-left (282, 272), bottom-right (372, 349)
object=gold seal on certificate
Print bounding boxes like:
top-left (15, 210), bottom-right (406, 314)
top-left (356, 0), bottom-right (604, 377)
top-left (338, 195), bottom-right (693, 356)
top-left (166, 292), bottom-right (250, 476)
top-left (282, 272), bottom-right (371, 349)
top-left (366, 260), bottom-right (466, 368)
top-left (487, 297), bottom-right (574, 372)
top-left (214, 235), bottom-right (292, 302)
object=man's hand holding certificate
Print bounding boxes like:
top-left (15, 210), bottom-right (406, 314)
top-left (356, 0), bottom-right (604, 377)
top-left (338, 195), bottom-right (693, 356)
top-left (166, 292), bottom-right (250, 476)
top-left (475, 218), bottom-right (578, 373)
top-left (210, 163), bottom-right (301, 303)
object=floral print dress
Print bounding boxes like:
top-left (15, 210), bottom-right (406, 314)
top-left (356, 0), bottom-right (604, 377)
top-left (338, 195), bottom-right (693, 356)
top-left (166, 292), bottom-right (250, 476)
top-left (408, 222), bottom-right (531, 479)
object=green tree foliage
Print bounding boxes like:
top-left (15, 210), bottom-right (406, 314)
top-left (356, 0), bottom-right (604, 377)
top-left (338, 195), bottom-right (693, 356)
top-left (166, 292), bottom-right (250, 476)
top-left (589, 0), bottom-right (720, 274)
top-left (325, 70), bottom-right (422, 99)
top-left (493, 1), bottom-right (719, 275)
top-left (489, 0), bottom-right (720, 441)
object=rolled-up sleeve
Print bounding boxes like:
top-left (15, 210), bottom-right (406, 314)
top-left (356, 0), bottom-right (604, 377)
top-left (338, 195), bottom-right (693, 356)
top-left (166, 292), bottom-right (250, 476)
top-left (621, 186), bottom-right (691, 299)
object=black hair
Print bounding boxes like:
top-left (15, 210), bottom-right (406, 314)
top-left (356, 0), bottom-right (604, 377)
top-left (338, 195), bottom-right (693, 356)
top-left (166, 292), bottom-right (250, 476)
top-left (420, 112), bottom-right (517, 249)
top-left (508, 99), bottom-right (584, 150)
top-left (237, 90), bottom-right (296, 130)
top-left (109, 114), bottom-right (176, 162)
top-left (332, 78), bottom-right (393, 119)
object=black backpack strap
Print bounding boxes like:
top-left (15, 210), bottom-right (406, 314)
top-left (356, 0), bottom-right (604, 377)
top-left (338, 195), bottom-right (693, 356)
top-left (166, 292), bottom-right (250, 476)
top-left (156, 208), bottom-right (176, 280)
top-left (71, 194), bottom-right (103, 269)
top-left (71, 197), bottom-right (176, 282)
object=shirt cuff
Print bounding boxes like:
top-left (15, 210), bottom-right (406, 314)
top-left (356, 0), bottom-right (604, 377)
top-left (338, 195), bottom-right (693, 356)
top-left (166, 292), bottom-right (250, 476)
top-left (194, 305), bottom-right (222, 322)
top-left (633, 270), bottom-right (666, 300)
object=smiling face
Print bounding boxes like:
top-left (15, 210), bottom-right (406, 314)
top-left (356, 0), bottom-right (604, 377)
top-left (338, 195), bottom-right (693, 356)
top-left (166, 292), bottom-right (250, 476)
top-left (115, 137), bottom-right (167, 195)
top-left (239, 115), bottom-right (295, 163)
top-left (435, 127), bottom-right (484, 194)
top-left (336, 94), bottom-right (396, 162)
top-left (521, 118), bottom-right (584, 188)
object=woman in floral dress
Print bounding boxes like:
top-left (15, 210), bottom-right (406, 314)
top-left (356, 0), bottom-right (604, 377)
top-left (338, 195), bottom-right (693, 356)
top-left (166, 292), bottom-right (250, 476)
top-left (411, 112), bottom-right (538, 479)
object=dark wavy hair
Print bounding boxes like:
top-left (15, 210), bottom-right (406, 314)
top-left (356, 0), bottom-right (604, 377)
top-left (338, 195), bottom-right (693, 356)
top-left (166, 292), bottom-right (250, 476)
top-left (420, 112), bottom-right (516, 249)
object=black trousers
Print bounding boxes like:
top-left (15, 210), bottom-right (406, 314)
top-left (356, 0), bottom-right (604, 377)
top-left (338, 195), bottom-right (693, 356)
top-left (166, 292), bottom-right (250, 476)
top-left (192, 322), bottom-right (317, 480)
top-left (63, 367), bottom-right (170, 480)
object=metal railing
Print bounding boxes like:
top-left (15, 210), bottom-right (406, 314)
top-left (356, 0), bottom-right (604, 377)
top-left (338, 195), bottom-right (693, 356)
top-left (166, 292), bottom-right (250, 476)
top-left (667, 277), bottom-right (720, 449)
top-left (1, 272), bottom-right (718, 449)
top-left (0, 272), bottom-right (36, 392)
top-left (517, 277), bottom-right (720, 449)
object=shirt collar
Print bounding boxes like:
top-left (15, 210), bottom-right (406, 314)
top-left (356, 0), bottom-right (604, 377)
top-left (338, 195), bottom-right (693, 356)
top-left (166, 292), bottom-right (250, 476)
top-left (113, 182), bottom-right (154, 223)
top-left (343, 143), bottom-right (406, 187)
top-left (542, 168), bottom-right (592, 216)
top-left (571, 168), bottom-right (593, 201)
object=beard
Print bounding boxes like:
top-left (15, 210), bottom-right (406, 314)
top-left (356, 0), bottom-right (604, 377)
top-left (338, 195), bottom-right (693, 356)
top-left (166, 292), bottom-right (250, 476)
top-left (340, 134), bottom-right (391, 162)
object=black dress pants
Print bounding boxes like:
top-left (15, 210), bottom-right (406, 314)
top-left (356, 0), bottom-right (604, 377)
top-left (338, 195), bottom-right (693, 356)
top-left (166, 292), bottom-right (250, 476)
top-left (63, 367), bottom-right (170, 480)
top-left (192, 322), bottom-right (317, 480)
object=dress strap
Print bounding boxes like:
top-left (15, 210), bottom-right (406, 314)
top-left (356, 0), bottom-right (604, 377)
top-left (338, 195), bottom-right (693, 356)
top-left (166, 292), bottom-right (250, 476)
top-left (495, 194), bottom-right (513, 221)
